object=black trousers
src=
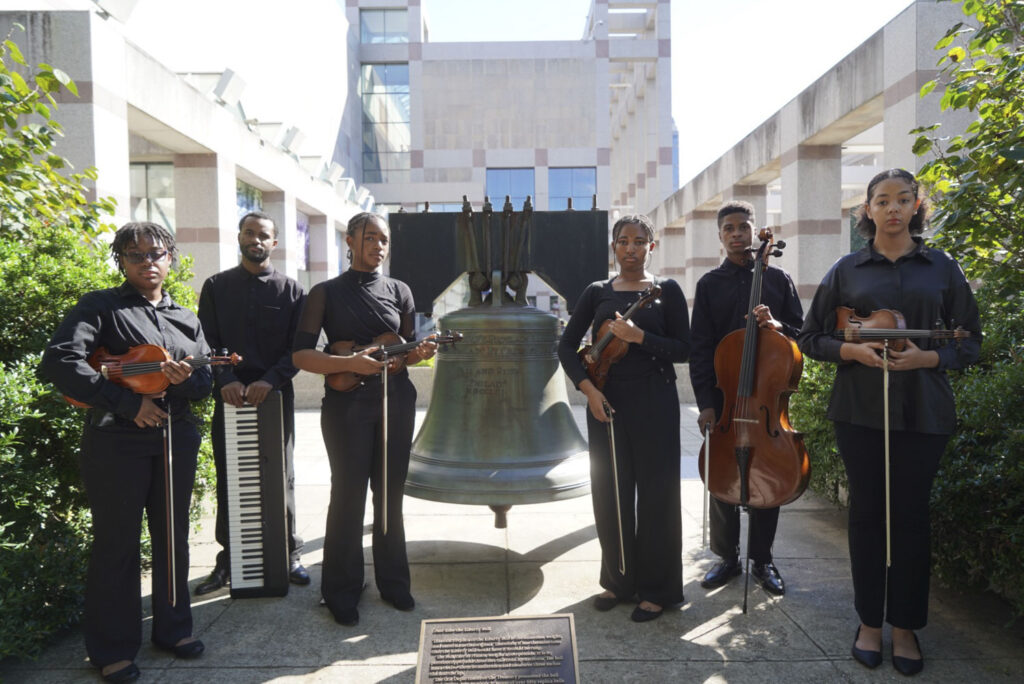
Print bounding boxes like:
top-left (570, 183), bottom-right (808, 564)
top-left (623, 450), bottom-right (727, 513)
top-left (587, 373), bottom-right (684, 608)
top-left (319, 376), bottom-right (416, 619)
top-left (708, 498), bottom-right (779, 564)
top-left (834, 421), bottom-right (947, 630)
top-left (78, 420), bottom-right (199, 668)
top-left (211, 388), bottom-right (302, 569)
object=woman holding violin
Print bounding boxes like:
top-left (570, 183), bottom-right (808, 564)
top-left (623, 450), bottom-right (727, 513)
top-left (557, 214), bottom-right (690, 623)
top-left (39, 222), bottom-right (212, 682)
top-left (798, 169), bottom-right (981, 676)
top-left (292, 212), bottom-right (436, 627)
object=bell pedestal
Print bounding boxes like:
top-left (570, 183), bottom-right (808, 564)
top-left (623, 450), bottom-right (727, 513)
top-left (406, 303), bottom-right (591, 527)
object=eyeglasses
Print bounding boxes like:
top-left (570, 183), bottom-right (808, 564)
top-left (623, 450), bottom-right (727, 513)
top-left (122, 250), bottom-right (170, 264)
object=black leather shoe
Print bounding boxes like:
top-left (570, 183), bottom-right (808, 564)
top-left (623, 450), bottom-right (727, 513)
top-left (334, 606), bottom-right (359, 626)
top-left (892, 632), bottom-right (924, 676)
top-left (381, 591), bottom-right (415, 611)
top-left (701, 558), bottom-right (741, 589)
top-left (851, 626), bottom-right (882, 669)
top-left (630, 605), bottom-right (663, 622)
top-left (751, 561), bottom-right (786, 596)
top-left (289, 563), bottom-right (311, 586)
top-left (593, 594), bottom-right (619, 612)
top-left (101, 662), bottom-right (140, 683)
top-left (194, 567), bottom-right (229, 596)
top-left (154, 638), bottom-right (205, 659)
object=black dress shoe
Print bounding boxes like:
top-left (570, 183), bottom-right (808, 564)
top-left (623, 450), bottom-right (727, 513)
top-left (195, 567), bottom-right (229, 596)
top-left (154, 638), bottom-right (205, 659)
top-left (289, 563), bottom-right (311, 586)
top-left (630, 605), bottom-right (663, 622)
top-left (334, 606), bottom-right (359, 626)
top-left (851, 625), bottom-right (883, 669)
top-left (892, 632), bottom-right (924, 676)
top-left (593, 594), bottom-right (619, 612)
top-left (751, 561), bottom-right (786, 596)
top-left (700, 558), bottom-right (741, 589)
top-left (101, 662), bottom-right (140, 683)
top-left (381, 591), bottom-right (415, 611)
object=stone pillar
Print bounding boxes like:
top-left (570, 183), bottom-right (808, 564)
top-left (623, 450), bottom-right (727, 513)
top-left (883, 0), bottom-right (974, 173)
top-left (682, 210), bottom-right (721, 301)
top-left (724, 184), bottom-right (768, 227)
top-left (10, 11), bottom-right (132, 225)
top-left (173, 153), bottom-right (238, 290)
top-left (263, 190), bottom-right (298, 280)
top-left (779, 144), bottom-right (843, 307)
top-left (308, 214), bottom-right (339, 286)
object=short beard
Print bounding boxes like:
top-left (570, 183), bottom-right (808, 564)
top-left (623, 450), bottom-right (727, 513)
top-left (242, 248), bottom-right (268, 264)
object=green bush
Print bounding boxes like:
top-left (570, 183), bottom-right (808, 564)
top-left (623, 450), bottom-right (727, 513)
top-left (790, 357), bottom-right (845, 505)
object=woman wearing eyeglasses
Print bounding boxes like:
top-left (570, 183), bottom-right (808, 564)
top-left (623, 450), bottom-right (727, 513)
top-left (40, 222), bottom-right (212, 683)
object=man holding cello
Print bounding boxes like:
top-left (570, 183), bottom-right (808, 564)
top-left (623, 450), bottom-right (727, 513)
top-left (688, 200), bottom-right (804, 596)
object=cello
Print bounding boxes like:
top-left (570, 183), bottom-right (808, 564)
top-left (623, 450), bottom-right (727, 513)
top-left (697, 228), bottom-right (810, 610)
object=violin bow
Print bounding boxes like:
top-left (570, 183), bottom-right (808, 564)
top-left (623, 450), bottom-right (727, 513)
top-left (163, 402), bottom-right (177, 607)
top-left (381, 349), bottom-right (389, 537)
top-left (882, 346), bottom-right (892, 568)
top-left (603, 399), bottom-right (627, 576)
top-left (702, 422), bottom-right (711, 550)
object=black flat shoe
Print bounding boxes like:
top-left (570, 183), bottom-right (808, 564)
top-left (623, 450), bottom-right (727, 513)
top-left (154, 638), bottom-right (205, 659)
top-left (334, 606), bottom-right (359, 626)
top-left (194, 567), bottom-right (229, 596)
top-left (701, 558), bottom-right (741, 589)
top-left (851, 626), bottom-right (882, 669)
top-left (593, 594), bottom-right (619, 612)
top-left (630, 605), bottom-right (663, 622)
top-left (381, 592), bottom-right (415, 611)
top-left (892, 632), bottom-right (924, 676)
top-left (289, 563), bottom-right (311, 586)
top-left (751, 561), bottom-right (786, 596)
top-left (101, 662), bottom-right (140, 683)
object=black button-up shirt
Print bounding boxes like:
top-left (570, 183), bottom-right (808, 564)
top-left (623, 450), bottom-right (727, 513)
top-left (39, 282), bottom-right (212, 424)
top-left (198, 264), bottom-right (305, 390)
top-left (689, 259), bottom-right (804, 417)
top-left (797, 238), bottom-right (981, 434)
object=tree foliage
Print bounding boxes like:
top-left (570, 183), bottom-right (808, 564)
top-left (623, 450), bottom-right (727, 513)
top-left (913, 0), bottom-right (1024, 304)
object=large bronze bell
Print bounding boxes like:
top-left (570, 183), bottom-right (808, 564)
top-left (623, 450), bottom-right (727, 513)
top-left (406, 283), bottom-right (590, 527)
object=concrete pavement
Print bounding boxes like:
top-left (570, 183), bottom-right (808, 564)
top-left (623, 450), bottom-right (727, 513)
top-left (2, 405), bottom-right (1022, 682)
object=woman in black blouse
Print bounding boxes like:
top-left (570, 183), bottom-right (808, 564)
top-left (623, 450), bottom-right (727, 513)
top-left (798, 169), bottom-right (981, 676)
top-left (292, 212), bottom-right (436, 627)
top-left (557, 214), bottom-right (690, 623)
top-left (39, 222), bottom-right (211, 683)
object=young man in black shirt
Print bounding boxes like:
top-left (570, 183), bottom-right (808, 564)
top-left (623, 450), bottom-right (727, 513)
top-left (195, 212), bottom-right (308, 594)
top-left (688, 200), bottom-right (804, 596)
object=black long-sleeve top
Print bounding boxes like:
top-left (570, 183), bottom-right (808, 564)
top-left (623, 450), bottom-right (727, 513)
top-left (198, 264), bottom-right (304, 390)
top-left (689, 260), bottom-right (804, 417)
top-left (797, 238), bottom-right (981, 434)
top-left (557, 277), bottom-right (690, 388)
top-left (39, 282), bottom-right (212, 427)
top-left (292, 269), bottom-right (417, 383)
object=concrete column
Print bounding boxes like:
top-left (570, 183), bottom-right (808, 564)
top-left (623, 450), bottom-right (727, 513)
top-left (883, 0), bottom-right (974, 172)
top-left (779, 145), bottom-right (843, 306)
top-left (9, 11), bottom-right (131, 225)
top-left (263, 190), bottom-right (299, 280)
top-left (173, 153), bottom-right (238, 290)
top-left (308, 214), bottom-right (339, 286)
top-left (682, 210), bottom-right (721, 302)
top-left (656, 224), bottom-right (684, 281)
top-left (724, 184), bottom-right (768, 227)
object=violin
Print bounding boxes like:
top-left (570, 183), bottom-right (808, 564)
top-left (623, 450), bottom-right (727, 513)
top-left (63, 343), bottom-right (241, 408)
top-left (578, 285), bottom-right (662, 389)
top-left (833, 306), bottom-right (970, 351)
top-left (699, 228), bottom-right (810, 509)
top-left (326, 330), bottom-right (463, 392)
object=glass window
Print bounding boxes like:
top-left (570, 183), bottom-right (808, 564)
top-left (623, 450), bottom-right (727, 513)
top-left (360, 9), bottom-right (408, 44)
top-left (129, 162), bottom-right (175, 232)
top-left (486, 168), bottom-right (535, 210)
top-left (549, 167), bottom-right (596, 210)
top-left (361, 63), bottom-right (410, 184)
top-left (236, 180), bottom-right (263, 218)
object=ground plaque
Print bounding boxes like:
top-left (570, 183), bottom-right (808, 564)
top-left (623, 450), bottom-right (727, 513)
top-left (416, 613), bottom-right (579, 683)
